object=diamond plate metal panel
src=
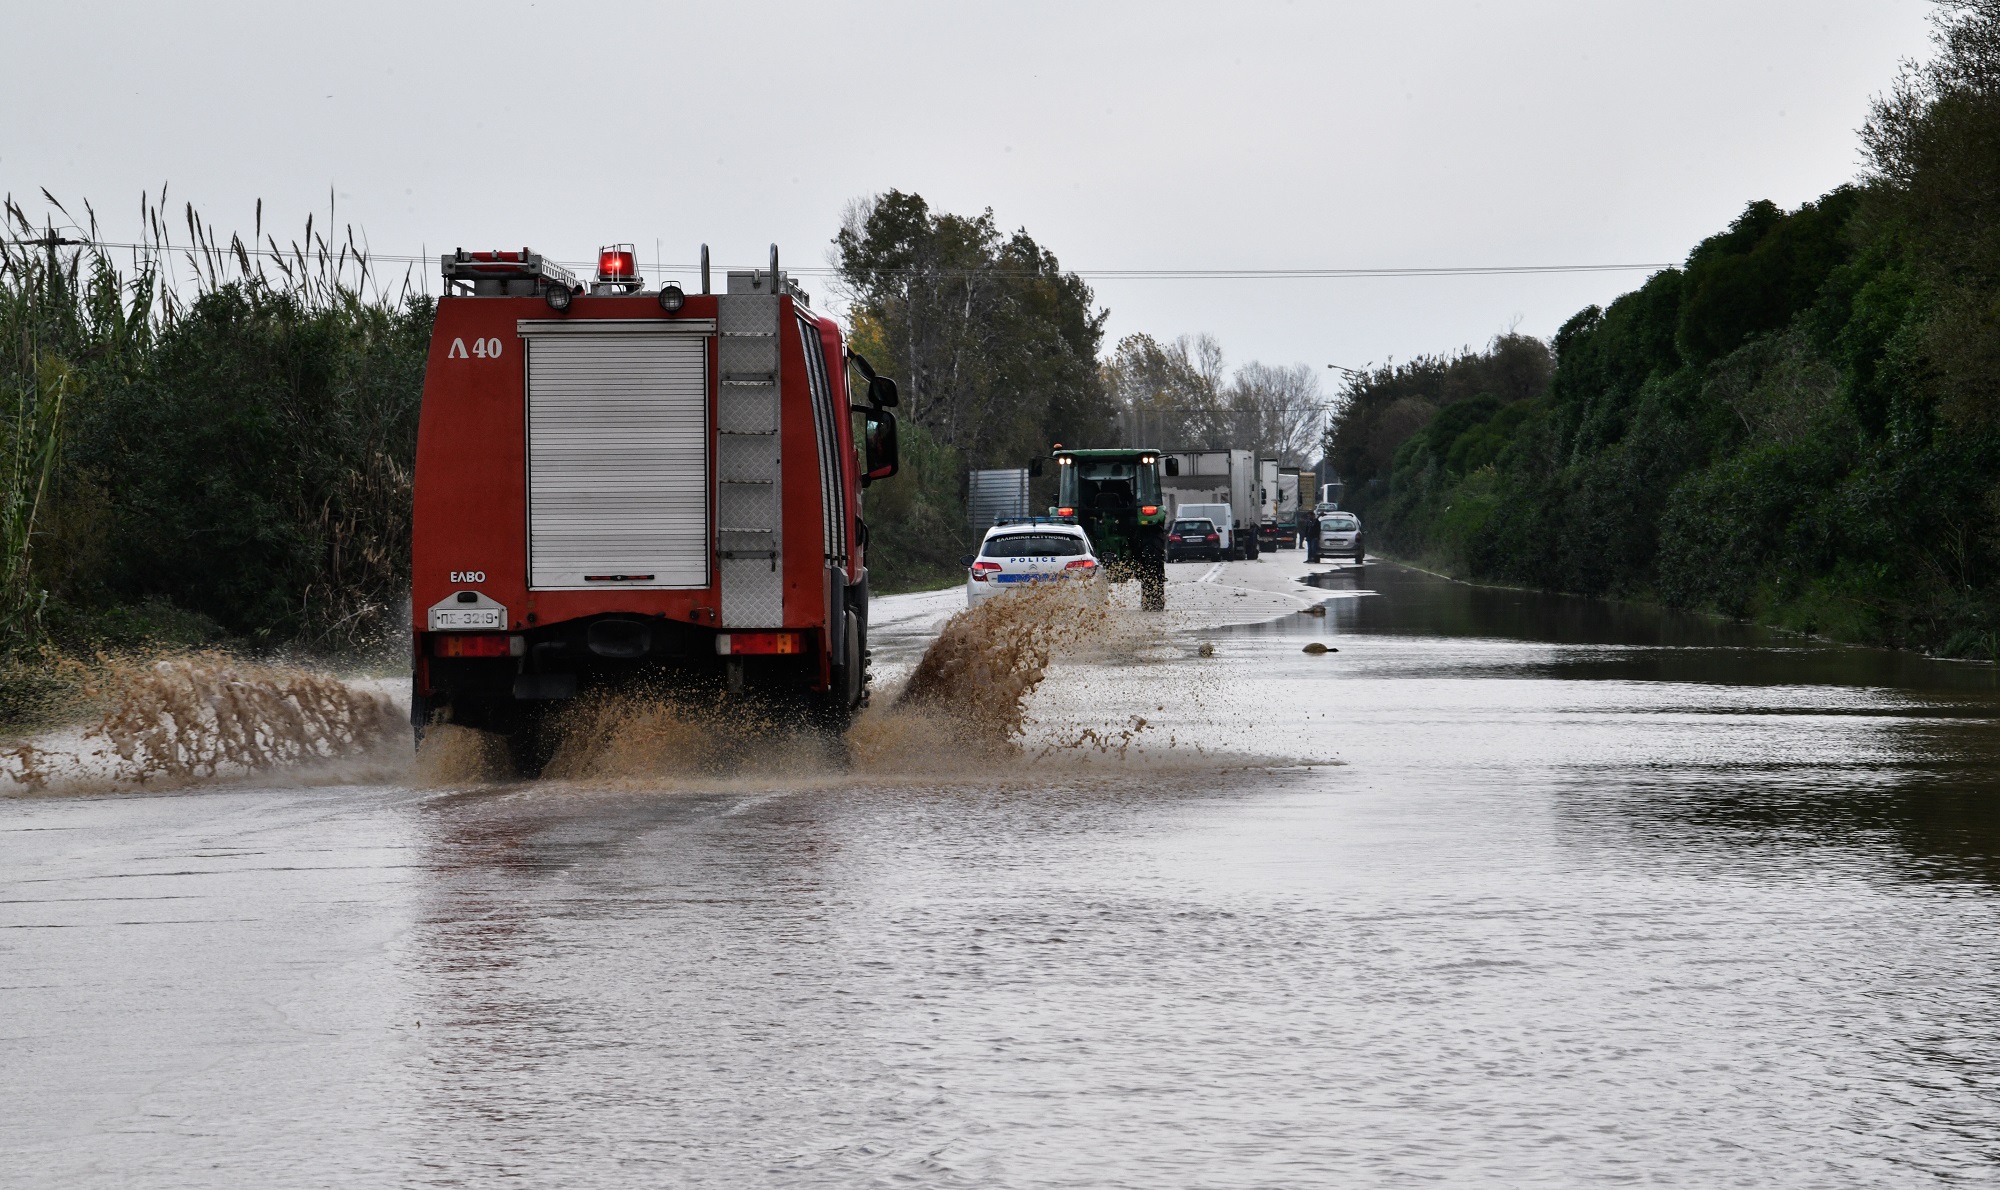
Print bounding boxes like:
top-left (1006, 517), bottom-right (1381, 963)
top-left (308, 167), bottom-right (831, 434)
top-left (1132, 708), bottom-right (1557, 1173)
top-left (719, 333), bottom-right (776, 377)
top-left (715, 292), bottom-right (782, 627)
top-left (717, 479), bottom-right (775, 528)
top-left (717, 528), bottom-right (774, 554)
top-left (722, 556), bottom-right (785, 626)
top-left (717, 432), bottom-right (777, 483)
top-left (717, 385), bottom-right (777, 434)
top-left (717, 293), bottom-right (778, 333)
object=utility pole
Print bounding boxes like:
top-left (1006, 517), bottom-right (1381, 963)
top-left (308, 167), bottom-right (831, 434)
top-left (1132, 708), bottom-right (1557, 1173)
top-left (19, 228), bottom-right (83, 305)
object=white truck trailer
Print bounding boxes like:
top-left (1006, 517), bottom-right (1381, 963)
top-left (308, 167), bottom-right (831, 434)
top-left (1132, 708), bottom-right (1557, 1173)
top-left (1254, 459), bottom-right (1303, 549)
top-left (1160, 448), bottom-right (1259, 560)
top-left (1276, 467), bottom-right (1302, 548)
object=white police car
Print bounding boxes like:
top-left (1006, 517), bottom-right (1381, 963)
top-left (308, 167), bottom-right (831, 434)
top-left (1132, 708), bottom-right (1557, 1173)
top-left (962, 519), bottom-right (1103, 606)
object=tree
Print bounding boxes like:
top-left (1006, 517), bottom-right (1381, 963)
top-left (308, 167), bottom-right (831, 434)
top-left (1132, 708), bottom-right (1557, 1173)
top-left (1862, 0), bottom-right (2000, 430)
top-left (834, 191), bottom-right (1113, 466)
top-left (1101, 332), bottom-right (1225, 447)
top-left (1226, 361), bottom-right (1325, 465)
top-left (1103, 333), bottom-right (1326, 460)
top-left (1322, 333), bottom-right (1552, 503)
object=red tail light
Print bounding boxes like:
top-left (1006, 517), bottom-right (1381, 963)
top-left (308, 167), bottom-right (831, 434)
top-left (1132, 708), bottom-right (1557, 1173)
top-left (434, 633), bottom-right (512, 658)
top-left (1056, 507), bottom-right (1074, 517)
top-left (1064, 559), bottom-right (1096, 570)
top-left (971, 560), bottom-right (1001, 582)
top-left (596, 244), bottom-right (637, 282)
top-left (715, 631), bottom-right (801, 656)
top-left (1141, 505), bottom-right (1159, 516)
top-left (1168, 534), bottom-right (1183, 542)
top-left (1206, 533), bottom-right (1219, 542)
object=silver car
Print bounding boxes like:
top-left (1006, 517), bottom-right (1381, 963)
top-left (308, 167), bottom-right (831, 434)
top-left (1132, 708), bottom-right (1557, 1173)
top-left (1318, 512), bottom-right (1365, 560)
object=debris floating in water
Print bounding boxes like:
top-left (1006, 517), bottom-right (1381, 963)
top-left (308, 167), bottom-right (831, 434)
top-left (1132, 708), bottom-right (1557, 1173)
top-left (1302, 642), bottom-right (1337, 654)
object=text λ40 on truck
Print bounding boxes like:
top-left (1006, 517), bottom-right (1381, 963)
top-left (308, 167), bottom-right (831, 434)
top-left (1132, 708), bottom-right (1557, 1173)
top-left (410, 243), bottom-right (901, 773)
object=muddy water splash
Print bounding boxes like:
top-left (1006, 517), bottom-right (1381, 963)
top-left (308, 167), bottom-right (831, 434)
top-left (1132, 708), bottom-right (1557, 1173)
top-left (537, 689), bottom-right (837, 782)
top-left (476, 584), bottom-right (1122, 787)
top-left (409, 723), bottom-right (513, 787)
top-left (416, 584), bottom-right (1225, 788)
top-left (4, 654), bottom-right (401, 789)
top-left (89, 655), bottom-right (401, 782)
top-left (888, 582), bottom-right (1114, 755)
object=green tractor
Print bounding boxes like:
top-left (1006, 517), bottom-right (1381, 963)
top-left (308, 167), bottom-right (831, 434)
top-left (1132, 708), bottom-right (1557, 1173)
top-left (1048, 446), bottom-right (1169, 610)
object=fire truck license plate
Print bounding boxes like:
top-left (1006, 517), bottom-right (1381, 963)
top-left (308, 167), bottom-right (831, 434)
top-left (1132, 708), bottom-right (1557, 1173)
top-left (431, 608), bottom-right (504, 630)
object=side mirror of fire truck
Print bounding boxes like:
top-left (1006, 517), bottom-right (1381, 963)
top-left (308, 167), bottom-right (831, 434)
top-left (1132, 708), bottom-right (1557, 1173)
top-left (846, 350), bottom-right (900, 408)
top-left (863, 408), bottom-right (900, 485)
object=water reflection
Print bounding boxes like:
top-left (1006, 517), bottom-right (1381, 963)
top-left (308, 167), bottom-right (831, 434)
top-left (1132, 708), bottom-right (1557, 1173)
top-left (1298, 561), bottom-right (2000, 691)
top-left (1279, 562), bottom-right (2000, 886)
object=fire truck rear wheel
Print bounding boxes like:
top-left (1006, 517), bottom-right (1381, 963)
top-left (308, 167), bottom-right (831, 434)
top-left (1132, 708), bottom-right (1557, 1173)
top-left (501, 706), bottom-right (559, 779)
top-left (843, 610), bottom-right (864, 708)
top-left (410, 691), bottom-right (436, 751)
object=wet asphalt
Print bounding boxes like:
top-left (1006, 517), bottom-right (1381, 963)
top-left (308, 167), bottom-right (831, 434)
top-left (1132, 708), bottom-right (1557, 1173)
top-left (6, 559), bottom-right (2000, 1187)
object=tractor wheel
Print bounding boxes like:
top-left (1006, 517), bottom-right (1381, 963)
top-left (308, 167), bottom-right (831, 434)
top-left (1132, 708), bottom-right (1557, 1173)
top-left (1140, 558), bottom-right (1167, 611)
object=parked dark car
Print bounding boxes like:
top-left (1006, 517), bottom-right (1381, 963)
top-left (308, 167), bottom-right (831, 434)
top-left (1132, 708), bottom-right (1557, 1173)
top-left (1166, 517), bottom-right (1223, 562)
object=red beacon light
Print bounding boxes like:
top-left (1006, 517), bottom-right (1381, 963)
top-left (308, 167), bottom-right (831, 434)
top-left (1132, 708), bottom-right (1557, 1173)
top-left (594, 243), bottom-right (641, 292)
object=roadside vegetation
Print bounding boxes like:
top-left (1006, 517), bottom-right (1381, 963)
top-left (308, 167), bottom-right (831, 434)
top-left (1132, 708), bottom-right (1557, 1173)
top-left (0, 192), bottom-right (427, 722)
top-left (1328, 2), bottom-right (2000, 657)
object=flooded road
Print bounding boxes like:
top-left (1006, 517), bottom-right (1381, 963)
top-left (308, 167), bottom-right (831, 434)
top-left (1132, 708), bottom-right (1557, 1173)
top-left (7, 560), bottom-right (2000, 1186)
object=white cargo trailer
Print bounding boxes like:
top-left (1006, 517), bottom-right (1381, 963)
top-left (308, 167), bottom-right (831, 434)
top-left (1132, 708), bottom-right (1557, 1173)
top-left (1276, 468), bottom-right (1302, 548)
top-left (1160, 448), bottom-right (1259, 560)
top-left (966, 468), bottom-right (1031, 532)
top-left (1256, 458), bottom-right (1280, 548)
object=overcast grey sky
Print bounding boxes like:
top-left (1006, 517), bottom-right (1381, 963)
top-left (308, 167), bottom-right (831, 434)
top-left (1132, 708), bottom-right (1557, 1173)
top-left (2, 0), bottom-right (1937, 376)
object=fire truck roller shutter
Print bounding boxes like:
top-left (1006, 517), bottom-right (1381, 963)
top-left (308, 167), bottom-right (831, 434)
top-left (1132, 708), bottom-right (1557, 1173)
top-left (522, 326), bottom-right (710, 589)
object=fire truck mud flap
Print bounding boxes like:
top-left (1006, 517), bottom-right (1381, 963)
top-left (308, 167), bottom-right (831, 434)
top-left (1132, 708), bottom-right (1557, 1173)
top-left (513, 674), bottom-right (578, 700)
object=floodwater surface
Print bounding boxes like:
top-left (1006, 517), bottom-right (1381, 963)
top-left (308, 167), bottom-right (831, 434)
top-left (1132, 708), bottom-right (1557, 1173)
top-left (5, 560), bottom-right (2000, 1187)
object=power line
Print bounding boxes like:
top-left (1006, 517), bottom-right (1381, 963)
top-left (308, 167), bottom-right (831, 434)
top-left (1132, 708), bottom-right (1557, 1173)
top-left (1120, 403), bottom-right (1332, 411)
top-left (1, 236), bottom-right (1674, 282)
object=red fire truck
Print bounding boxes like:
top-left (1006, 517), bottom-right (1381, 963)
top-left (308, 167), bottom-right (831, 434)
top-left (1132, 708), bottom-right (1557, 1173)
top-left (409, 243), bottom-right (900, 771)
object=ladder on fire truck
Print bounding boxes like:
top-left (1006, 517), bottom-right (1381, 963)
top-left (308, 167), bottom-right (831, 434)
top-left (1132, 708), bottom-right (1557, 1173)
top-left (716, 246), bottom-right (787, 627)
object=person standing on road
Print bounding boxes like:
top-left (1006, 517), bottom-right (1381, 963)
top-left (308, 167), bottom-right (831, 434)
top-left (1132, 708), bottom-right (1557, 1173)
top-left (1302, 508), bottom-right (1321, 563)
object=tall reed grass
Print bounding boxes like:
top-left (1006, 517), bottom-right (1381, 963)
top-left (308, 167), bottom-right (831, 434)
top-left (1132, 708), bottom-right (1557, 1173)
top-left (0, 189), bottom-right (430, 672)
